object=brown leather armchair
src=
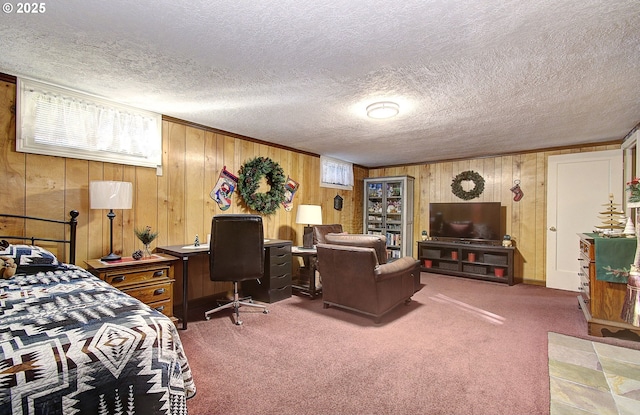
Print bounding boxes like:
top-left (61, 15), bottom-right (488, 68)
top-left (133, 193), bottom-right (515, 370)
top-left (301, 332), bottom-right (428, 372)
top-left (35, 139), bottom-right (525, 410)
top-left (324, 233), bottom-right (388, 263)
top-left (317, 234), bottom-right (420, 323)
top-left (313, 224), bottom-right (344, 245)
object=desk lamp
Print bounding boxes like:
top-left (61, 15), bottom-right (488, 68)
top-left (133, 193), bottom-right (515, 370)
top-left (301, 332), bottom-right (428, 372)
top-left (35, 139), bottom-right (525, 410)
top-left (296, 205), bottom-right (322, 249)
top-left (90, 181), bottom-right (133, 261)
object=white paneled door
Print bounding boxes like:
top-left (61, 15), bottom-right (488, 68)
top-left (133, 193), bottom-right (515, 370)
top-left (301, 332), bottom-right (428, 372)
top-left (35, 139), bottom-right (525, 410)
top-left (546, 150), bottom-right (623, 291)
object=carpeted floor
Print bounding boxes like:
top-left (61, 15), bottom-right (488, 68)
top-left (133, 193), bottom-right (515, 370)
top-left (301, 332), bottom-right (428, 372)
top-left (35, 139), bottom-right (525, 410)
top-left (179, 273), bottom-right (640, 415)
top-left (548, 332), bottom-right (640, 415)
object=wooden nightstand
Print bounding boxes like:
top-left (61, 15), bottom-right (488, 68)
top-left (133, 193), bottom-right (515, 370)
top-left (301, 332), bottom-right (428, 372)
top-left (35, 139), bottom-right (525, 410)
top-left (85, 253), bottom-right (178, 320)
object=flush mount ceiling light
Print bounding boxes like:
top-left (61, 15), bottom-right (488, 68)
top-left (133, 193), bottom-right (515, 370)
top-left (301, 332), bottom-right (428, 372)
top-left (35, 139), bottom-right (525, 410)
top-left (366, 101), bottom-right (399, 119)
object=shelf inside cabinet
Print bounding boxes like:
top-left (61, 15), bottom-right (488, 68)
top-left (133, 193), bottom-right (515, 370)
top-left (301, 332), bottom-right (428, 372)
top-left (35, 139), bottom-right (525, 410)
top-left (418, 240), bottom-right (514, 285)
top-left (364, 176), bottom-right (414, 258)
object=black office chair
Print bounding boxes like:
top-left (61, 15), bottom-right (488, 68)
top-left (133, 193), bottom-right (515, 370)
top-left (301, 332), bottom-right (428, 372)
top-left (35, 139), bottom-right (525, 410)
top-left (205, 214), bottom-right (269, 325)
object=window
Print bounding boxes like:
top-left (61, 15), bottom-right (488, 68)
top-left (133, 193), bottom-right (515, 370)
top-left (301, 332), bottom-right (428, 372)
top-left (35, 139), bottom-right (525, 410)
top-left (320, 156), bottom-right (353, 190)
top-left (17, 78), bottom-right (162, 169)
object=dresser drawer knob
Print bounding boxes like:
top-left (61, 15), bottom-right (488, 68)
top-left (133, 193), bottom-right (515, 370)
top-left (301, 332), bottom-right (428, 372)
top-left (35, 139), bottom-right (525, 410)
top-left (112, 275), bottom-right (126, 283)
top-left (153, 270), bottom-right (164, 277)
top-left (153, 288), bottom-right (166, 296)
top-left (155, 305), bottom-right (165, 312)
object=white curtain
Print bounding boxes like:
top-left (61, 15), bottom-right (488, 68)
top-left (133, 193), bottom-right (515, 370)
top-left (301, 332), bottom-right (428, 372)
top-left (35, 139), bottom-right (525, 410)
top-left (320, 156), bottom-right (354, 190)
top-left (19, 78), bottom-right (161, 168)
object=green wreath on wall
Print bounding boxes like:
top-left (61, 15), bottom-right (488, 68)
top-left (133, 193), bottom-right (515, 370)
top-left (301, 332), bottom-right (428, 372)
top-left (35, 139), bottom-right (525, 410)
top-left (451, 170), bottom-right (485, 200)
top-left (238, 156), bottom-right (286, 215)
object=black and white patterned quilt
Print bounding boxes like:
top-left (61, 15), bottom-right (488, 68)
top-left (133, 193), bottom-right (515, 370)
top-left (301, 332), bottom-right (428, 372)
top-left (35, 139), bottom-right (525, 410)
top-left (0, 266), bottom-right (196, 415)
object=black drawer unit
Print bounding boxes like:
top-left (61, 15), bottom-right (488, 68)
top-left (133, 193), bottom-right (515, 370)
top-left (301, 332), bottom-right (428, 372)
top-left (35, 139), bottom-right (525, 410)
top-left (242, 240), bottom-right (292, 303)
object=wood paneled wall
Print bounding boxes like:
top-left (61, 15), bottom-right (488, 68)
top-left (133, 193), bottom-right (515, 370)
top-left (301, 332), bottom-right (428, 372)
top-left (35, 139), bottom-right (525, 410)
top-left (0, 80), bottom-right (366, 303)
top-left (368, 144), bottom-right (620, 285)
top-left (0, 79), bottom-right (621, 294)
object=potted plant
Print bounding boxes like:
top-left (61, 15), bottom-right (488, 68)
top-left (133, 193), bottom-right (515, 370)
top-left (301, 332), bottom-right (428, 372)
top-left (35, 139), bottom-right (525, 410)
top-left (627, 177), bottom-right (640, 206)
top-left (135, 226), bottom-right (158, 258)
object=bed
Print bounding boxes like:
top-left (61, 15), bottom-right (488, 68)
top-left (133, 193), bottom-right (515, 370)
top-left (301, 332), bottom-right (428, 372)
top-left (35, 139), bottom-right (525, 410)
top-left (0, 210), bottom-right (196, 414)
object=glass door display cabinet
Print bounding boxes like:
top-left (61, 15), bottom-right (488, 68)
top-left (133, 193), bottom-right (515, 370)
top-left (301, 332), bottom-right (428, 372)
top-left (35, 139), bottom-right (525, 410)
top-left (363, 176), bottom-right (415, 261)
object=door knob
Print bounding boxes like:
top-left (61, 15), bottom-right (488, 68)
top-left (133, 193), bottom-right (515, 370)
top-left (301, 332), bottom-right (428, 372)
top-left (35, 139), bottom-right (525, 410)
top-left (549, 226), bottom-right (556, 231)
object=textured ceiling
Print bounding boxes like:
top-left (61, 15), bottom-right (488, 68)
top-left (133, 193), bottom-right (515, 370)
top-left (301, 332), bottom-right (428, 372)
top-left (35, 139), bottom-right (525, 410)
top-left (1, 0), bottom-right (639, 167)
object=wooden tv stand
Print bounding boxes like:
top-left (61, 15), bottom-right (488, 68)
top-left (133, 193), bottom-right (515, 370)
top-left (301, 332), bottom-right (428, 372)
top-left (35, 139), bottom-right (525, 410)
top-left (417, 240), bottom-right (515, 285)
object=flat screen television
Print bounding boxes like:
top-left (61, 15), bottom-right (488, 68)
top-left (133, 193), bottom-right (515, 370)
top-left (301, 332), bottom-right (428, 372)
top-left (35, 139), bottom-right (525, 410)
top-left (429, 202), bottom-right (502, 242)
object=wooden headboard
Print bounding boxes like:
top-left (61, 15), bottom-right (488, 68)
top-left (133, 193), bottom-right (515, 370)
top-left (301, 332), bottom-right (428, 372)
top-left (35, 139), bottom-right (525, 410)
top-left (0, 210), bottom-right (79, 264)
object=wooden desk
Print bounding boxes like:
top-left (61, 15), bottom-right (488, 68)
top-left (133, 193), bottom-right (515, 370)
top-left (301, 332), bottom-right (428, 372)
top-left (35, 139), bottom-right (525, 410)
top-left (156, 239), bottom-right (292, 329)
top-left (155, 244), bottom-right (208, 330)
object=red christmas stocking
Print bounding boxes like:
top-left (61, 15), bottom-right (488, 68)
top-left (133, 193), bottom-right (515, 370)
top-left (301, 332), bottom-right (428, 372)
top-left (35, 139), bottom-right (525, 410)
top-left (510, 183), bottom-right (524, 202)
